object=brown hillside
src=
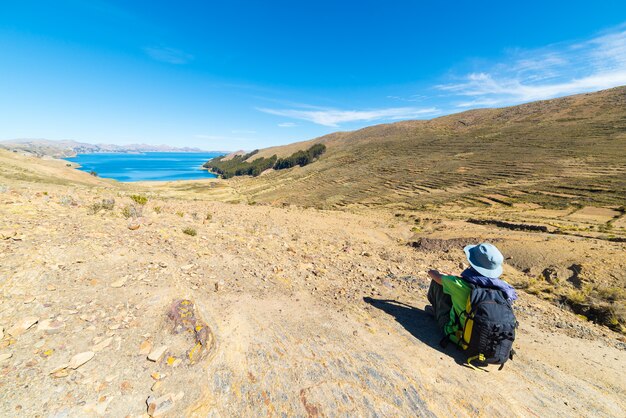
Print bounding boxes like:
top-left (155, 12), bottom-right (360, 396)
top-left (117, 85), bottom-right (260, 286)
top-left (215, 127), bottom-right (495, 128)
top-left (236, 87), bottom-right (626, 221)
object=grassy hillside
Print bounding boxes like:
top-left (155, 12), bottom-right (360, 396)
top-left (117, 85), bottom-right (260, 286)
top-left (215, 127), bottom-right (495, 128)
top-left (229, 87), bottom-right (626, 235)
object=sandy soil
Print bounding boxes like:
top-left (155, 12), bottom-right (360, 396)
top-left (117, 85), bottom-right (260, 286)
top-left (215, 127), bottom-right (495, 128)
top-left (0, 152), bottom-right (625, 417)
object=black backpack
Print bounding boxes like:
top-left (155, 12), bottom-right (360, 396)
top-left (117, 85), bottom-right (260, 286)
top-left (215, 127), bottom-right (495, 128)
top-left (445, 285), bottom-right (518, 370)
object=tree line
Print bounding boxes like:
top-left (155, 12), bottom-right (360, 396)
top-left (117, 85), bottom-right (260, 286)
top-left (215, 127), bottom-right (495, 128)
top-left (203, 144), bottom-right (326, 179)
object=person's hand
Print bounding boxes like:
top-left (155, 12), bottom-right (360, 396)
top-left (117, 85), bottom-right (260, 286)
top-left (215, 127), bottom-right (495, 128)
top-left (428, 269), bottom-right (441, 280)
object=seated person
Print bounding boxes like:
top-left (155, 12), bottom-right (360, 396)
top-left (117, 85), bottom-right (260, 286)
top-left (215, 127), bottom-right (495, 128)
top-left (426, 242), bottom-right (517, 345)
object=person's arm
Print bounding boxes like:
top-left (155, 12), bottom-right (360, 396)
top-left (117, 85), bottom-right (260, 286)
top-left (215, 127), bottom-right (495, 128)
top-left (428, 269), bottom-right (443, 285)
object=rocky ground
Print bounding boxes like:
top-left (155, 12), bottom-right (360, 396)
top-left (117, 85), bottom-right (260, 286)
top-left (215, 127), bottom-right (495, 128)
top-left (1, 152), bottom-right (625, 417)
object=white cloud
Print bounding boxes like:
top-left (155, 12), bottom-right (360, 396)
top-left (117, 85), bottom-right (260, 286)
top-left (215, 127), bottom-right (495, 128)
top-left (258, 106), bottom-right (439, 127)
top-left (278, 122), bottom-right (297, 127)
top-left (144, 46), bottom-right (194, 64)
top-left (437, 27), bottom-right (626, 107)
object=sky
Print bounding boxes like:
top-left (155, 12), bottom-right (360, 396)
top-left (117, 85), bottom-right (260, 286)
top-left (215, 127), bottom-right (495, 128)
top-left (1, 1), bottom-right (626, 150)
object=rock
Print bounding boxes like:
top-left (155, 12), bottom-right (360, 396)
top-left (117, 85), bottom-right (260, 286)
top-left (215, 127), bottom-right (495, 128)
top-left (0, 230), bottom-right (17, 239)
top-left (147, 393), bottom-right (175, 417)
top-left (7, 316), bottom-right (39, 336)
top-left (0, 352), bottom-right (13, 362)
top-left (139, 340), bottom-right (153, 355)
top-left (147, 345), bottom-right (168, 362)
top-left (151, 381), bottom-right (163, 392)
top-left (46, 284), bottom-right (57, 291)
top-left (84, 396), bottom-right (113, 416)
top-left (23, 296), bottom-right (36, 304)
top-left (68, 351), bottom-right (95, 369)
top-left (110, 278), bottom-right (126, 288)
top-left (37, 319), bottom-right (65, 333)
top-left (128, 221), bottom-right (141, 230)
top-left (92, 337), bottom-right (113, 352)
top-left (0, 326), bottom-right (3, 339)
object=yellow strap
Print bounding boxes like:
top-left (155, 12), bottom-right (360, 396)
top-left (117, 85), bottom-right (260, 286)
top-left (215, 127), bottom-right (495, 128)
top-left (466, 354), bottom-right (489, 372)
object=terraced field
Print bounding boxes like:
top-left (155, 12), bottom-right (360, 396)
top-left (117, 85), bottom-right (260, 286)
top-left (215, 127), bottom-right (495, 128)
top-left (228, 87), bottom-right (626, 238)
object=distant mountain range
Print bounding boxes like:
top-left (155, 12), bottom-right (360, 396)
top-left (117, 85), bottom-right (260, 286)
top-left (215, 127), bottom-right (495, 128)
top-left (0, 138), bottom-right (221, 158)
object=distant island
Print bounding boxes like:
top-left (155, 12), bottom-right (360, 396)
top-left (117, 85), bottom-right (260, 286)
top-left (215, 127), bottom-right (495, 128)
top-left (0, 138), bottom-right (225, 158)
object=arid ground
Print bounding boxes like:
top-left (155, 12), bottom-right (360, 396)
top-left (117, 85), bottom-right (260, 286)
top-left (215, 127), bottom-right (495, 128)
top-left (1, 149), bottom-right (625, 417)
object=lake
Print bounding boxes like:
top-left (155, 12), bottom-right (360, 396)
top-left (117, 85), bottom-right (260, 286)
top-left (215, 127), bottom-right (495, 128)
top-left (64, 152), bottom-right (223, 182)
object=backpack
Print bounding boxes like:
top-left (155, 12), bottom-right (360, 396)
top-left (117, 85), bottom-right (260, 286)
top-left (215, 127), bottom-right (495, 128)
top-left (444, 285), bottom-right (518, 371)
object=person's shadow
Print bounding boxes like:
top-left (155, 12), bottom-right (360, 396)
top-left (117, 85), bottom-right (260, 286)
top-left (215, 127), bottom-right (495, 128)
top-left (363, 297), bottom-right (467, 365)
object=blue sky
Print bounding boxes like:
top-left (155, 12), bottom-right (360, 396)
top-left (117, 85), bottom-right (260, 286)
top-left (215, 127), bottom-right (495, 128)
top-left (1, 1), bottom-right (625, 150)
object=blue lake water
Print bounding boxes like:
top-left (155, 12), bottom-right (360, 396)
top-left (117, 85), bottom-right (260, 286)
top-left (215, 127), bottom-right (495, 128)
top-left (64, 152), bottom-right (223, 182)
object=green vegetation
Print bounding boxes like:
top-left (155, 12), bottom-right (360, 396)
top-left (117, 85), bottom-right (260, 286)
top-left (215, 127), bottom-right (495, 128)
top-left (89, 170), bottom-right (98, 177)
top-left (87, 198), bottom-right (115, 215)
top-left (130, 194), bottom-right (148, 205)
top-left (182, 227), bottom-right (197, 236)
top-left (121, 205), bottom-right (141, 219)
top-left (204, 144), bottom-right (326, 179)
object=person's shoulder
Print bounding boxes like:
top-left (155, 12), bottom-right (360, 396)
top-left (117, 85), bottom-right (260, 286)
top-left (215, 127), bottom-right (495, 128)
top-left (442, 275), bottom-right (471, 288)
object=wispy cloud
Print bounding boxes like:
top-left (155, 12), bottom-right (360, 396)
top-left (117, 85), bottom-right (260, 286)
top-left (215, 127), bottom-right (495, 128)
top-left (258, 106), bottom-right (439, 127)
top-left (386, 94), bottom-right (426, 102)
top-left (438, 26), bottom-right (626, 107)
top-left (144, 46), bottom-right (194, 64)
top-left (278, 122), bottom-right (297, 127)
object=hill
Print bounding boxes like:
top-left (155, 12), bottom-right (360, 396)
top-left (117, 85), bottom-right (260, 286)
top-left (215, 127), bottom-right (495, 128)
top-left (229, 87), bottom-right (626, 229)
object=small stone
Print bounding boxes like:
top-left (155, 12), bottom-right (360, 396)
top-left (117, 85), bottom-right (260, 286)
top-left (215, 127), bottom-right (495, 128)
top-left (147, 345), bottom-right (168, 362)
top-left (92, 337), bottom-right (113, 352)
top-left (139, 340), bottom-right (152, 355)
top-left (151, 381), bottom-right (163, 392)
top-left (147, 393), bottom-right (175, 417)
top-left (51, 369), bottom-right (69, 378)
top-left (0, 352), bottom-right (13, 362)
top-left (37, 319), bottom-right (65, 333)
top-left (46, 284), bottom-right (56, 291)
top-left (181, 264), bottom-right (194, 271)
top-left (172, 358), bottom-right (182, 367)
top-left (23, 296), bottom-right (36, 304)
top-left (150, 372), bottom-right (164, 380)
top-left (110, 278), bottom-right (126, 288)
top-left (84, 396), bottom-right (113, 416)
top-left (0, 327), bottom-right (3, 339)
top-left (120, 380), bottom-right (133, 393)
top-left (128, 222), bottom-right (140, 230)
top-left (68, 351), bottom-right (95, 369)
top-left (7, 316), bottom-right (39, 336)
top-left (105, 374), bottom-right (118, 383)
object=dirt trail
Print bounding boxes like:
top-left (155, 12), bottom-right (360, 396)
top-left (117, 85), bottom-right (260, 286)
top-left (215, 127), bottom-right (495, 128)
top-left (1, 153), bottom-right (625, 417)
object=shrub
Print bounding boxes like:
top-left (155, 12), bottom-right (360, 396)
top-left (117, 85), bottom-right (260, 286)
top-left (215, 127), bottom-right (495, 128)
top-left (130, 194), bottom-right (148, 205)
top-left (88, 198), bottom-right (115, 214)
top-left (59, 195), bottom-right (77, 206)
top-left (122, 204), bottom-right (141, 219)
top-left (89, 170), bottom-right (98, 177)
top-left (176, 211), bottom-right (184, 218)
top-left (183, 227), bottom-right (197, 236)
top-left (153, 206), bottom-right (162, 214)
